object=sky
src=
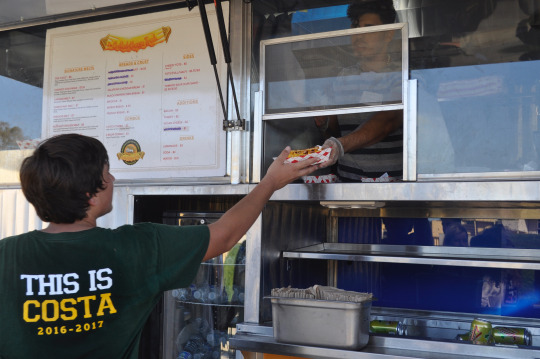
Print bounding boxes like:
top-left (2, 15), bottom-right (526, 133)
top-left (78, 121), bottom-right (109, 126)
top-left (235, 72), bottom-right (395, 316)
top-left (0, 75), bottom-right (43, 141)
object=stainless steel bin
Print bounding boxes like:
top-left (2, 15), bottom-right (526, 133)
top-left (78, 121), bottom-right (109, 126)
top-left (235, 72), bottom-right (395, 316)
top-left (270, 297), bottom-right (372, 350)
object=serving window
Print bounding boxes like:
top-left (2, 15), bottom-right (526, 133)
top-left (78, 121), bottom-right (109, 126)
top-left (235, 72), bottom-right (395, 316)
top-left (262, 25), bottom-right (406, 115)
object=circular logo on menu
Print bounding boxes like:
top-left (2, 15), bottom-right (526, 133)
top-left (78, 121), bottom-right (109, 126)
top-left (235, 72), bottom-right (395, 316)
top-left (117, 139), bottom-right (145, 165)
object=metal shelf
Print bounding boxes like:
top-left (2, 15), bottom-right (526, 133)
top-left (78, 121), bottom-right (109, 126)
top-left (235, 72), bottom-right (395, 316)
top-left (176, 300), bottom-right (244, 308)
top-left (200, 262), bottom-right (245, 267)
top-left (230, 324), bottom-right (540, 359)
top-left (283, 243), bottom-right (540, 270)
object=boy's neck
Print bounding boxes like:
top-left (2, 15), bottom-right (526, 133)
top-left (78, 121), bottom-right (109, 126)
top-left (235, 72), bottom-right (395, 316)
top-left (42, 219), bottom-right (97, 233)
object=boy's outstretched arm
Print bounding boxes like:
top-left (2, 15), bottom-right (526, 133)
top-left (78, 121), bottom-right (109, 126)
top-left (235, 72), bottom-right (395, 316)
top-left (204, 146), bottom-right (320, 261)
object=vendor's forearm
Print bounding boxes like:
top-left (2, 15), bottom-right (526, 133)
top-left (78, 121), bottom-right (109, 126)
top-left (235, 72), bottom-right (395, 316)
top-left (340, 110), bottom-right (402, 152)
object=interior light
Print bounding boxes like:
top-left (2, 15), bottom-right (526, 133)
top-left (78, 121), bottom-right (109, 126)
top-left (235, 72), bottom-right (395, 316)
top-left (320, 201), bottom-right (386, 209)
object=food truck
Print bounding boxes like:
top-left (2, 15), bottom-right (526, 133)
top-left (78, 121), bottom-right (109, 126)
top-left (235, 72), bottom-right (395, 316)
top-left (1, 0), bottom-right (540, 358)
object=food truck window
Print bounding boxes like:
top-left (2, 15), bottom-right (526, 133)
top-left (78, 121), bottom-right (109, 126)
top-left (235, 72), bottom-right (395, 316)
top-left (252, 0), bottom-right (540, 179)
top-left (410, 1), bottom-right (540, 177)
top-left (259, 21), bottom-right (407, 183)
top-left (0, 28), bottom-right (45, 184)
top-left (263, 27), bottom-right (403, 114)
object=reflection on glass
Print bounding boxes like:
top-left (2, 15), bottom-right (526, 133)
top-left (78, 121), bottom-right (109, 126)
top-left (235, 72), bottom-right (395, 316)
top-left (254, 0), bottom-right (540, 177)
top-left (338, 216), bottom-right (540, 249)
top-left (263, 27), bottom-right (403, 114)
top-left (414, 61), bottom-right (540, 175)
top-left (0, 76), bottom-right (42, 150)
top-left (0, 29), bottom-right (44, 184)
top-left (336, 216), bottom-right (540, 321)
top-left (382, 218), bottom-right (434, 245)
top-left (442, 222), bottom-right (469, 247)
top-left (0, 76), bottom-right (43, 184)
top-left (338, 262), bottom-right (540, 321)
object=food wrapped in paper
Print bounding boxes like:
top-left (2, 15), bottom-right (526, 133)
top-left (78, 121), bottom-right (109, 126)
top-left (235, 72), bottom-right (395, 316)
top-left (360, 172), bottom-right (399, 183)
top-left (302, 174), bottom-right (338, 184)
top-left (284, 145), bottom-right (332, 165)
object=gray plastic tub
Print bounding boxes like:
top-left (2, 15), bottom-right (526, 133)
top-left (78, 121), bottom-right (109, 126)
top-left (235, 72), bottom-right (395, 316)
top-left (270, 297), bottom-right (372, 350)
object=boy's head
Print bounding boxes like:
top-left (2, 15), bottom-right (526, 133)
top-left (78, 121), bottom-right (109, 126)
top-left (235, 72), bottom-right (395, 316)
top-left (348, 0), bottom-right (397, 27)
top-left (20, 133), bottom-right (110, 223)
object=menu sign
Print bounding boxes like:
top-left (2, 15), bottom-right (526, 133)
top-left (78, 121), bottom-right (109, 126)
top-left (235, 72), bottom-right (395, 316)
top-left (42, 5), bottom-right (228, 180)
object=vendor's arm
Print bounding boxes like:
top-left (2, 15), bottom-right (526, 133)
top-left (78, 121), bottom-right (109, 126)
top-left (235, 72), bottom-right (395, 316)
top-left (340, 110), bottom-right (402, 151)
top-left (204, 147), bottom-right (320, 260)
top-left (320, 110), bottom-right (402, 167)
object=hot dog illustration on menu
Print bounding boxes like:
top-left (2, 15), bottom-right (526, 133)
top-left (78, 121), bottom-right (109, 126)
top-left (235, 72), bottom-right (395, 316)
top-left (100, 26), bottom-right (172, 53)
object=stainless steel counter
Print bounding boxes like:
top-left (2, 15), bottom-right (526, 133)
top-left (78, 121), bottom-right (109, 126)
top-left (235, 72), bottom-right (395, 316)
top-left (230, 324), bottom-right (540, 359)
top-left (270, 181), bottom-right (540, 203)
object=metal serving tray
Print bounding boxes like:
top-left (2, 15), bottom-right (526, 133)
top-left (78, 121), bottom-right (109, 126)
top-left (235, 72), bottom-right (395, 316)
top-left (270, 297), bottom-right (372, 350)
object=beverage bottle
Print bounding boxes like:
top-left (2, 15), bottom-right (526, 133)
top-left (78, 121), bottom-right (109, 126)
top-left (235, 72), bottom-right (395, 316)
top-left (177, 351), bottom-right (193, 359)
top-left (206, 330), bottom-right (226, 348)
top-left (238, 288), bottom-right (245, 304)
top-left (177, 336), bottom-right (200, 359)
top-left (173, 288), bottom-right (190, 301)
top-left (230, 286), bottom-right (239, 304)
top-left (193, 286), bottom-right (209, 303)
top-left (195, 318), bottom-right (211, 337)
top-left (207, 285), bottom-right (218, 304)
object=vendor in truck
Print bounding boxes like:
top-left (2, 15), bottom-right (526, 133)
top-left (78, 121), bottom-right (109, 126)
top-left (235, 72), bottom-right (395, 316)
top-left (318, 0), bottom-right (403, 182)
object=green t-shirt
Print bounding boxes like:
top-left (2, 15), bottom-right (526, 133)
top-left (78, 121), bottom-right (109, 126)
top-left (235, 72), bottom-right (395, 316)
top-left (0, 223), bottom-right (209, 359)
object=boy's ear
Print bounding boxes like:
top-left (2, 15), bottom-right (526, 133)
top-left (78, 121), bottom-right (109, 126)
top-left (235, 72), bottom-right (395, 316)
top-left (87, 193), bottom-right (97, 206)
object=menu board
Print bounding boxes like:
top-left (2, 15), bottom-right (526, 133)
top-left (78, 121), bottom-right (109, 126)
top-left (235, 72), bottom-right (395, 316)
top-left (42, 4), bottom-right (228, 180)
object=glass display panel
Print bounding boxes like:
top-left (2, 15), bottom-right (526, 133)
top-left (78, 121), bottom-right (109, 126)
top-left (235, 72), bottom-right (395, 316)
top-left (409, 0), bottom-right (540, 176)
top-left (337, 217), bottom-right (540, 249)
top-left (336, 215), bottom-right (540, 321)
top-left (263, 26), bottom-right (403, 114)
top-left (414, 61), bottom-right (540, 175)
top-left (338, 262), bottom-right (540, 321)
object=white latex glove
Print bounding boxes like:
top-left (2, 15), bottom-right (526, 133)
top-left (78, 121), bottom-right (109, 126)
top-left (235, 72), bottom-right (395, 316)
top-left (321, 137), bottom-right (344, 167)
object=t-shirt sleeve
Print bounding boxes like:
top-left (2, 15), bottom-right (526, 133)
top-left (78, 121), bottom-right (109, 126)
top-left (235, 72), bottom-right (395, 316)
top-left (149, 223), bottom-right (210, 291)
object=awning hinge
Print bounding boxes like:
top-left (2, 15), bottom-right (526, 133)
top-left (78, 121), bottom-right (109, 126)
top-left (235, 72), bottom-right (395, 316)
top-left (223, 119), bottom-right (246, 131)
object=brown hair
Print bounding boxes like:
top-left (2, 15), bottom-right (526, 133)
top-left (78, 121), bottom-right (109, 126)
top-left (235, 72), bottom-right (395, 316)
top-left (348, 0), bottom-right (397, 26)
top-left (20, 133), bottom-right (109, 223)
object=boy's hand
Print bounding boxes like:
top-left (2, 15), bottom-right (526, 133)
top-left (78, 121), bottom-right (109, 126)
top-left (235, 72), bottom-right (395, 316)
top-left (205, 146), bottom-right (320, 261)
top-left (262, 146), bottom-right (320, 191)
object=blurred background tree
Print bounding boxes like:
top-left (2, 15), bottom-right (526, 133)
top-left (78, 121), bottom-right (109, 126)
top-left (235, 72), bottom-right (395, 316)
top-left (0, 121), bottom-right (25, 150)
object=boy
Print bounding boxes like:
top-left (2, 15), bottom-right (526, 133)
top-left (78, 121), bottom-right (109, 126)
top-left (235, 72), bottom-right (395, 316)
top-left (0, 133), bottom-right (319, 358)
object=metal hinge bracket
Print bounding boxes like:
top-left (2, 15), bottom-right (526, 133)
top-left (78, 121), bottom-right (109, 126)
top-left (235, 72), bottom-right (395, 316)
top-left (223, 119), bottom-right (246, 131)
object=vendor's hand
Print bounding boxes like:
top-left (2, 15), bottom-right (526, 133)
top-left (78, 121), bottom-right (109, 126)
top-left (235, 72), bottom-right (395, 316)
top-left (319, 137), bottom-right (344, 168)
top-left (263, 146), bottom-right (320, 191)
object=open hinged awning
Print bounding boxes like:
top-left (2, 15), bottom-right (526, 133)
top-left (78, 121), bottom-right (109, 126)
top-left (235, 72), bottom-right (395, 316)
top-left (0, 0), bottom-right (185, 30)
